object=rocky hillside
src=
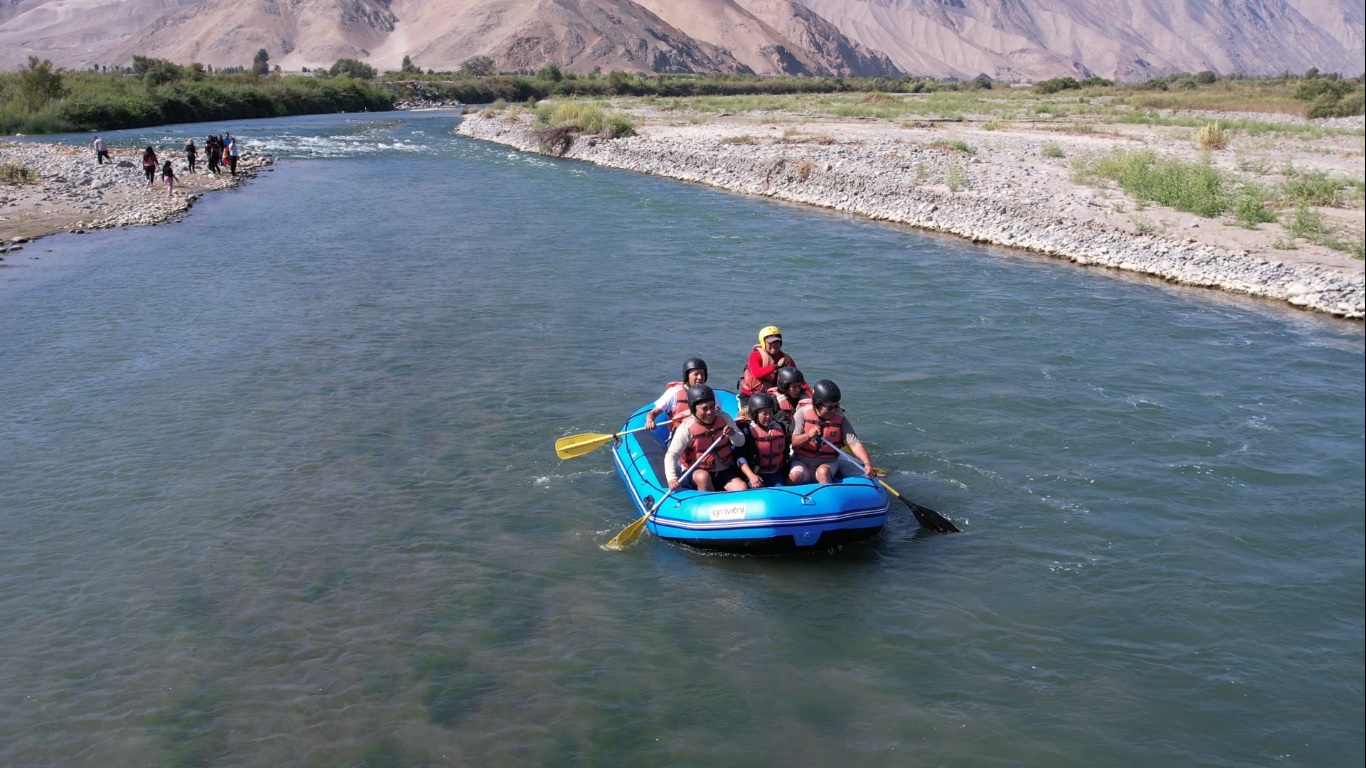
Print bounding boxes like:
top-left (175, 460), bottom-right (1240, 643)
top-left (94, 0), bottom-right (891, 76)
top-left (4, 0), bottom-right (1363, 80)
top-left (794, 0), bottom-right (1365, 81)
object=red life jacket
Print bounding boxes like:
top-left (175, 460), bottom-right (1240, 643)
top-left (740, 347), bottom-right (795, 395)
top-left (680, 415), bottom-right (734, 472)
top-left (792, 404), bottom-right (844, 460)
top-left (747, 421), bottom-right (789, 473)
top-left (662, 381), bottom-right (691, 421)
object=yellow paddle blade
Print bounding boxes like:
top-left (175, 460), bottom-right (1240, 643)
top-left (555, 432), bottom-right (615, 460)
top-left (601, 513), bottom-right (649, 551)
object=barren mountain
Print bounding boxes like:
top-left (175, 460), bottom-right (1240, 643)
top-left (372, 0), bottom-right (751, 75)
top-left (4, 0), bottom-right (1363, 80)
top-left (795, 0), bottom-right (1365, 81)
top-left (633, 0), bottom-right (898, 76)
top-left (0, 0), bottom-right (200, 68)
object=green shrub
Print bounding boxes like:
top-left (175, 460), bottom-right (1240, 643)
top-left (1083, 149), bottom-right (1229, 218)
top-left (1033, 77), bottom-right (1080, 94)
top-left (1233, 185), bottom-right (1277, 227)
top-left (1282, 168), bottom-right (1346, 207)
top-left (1195, 121), bottom-right (1229, 150)
top-left (1041, 141), bottom-right (1065, 158)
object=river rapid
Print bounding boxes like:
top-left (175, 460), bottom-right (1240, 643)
top-left (1, 111), bottom-right (1362, 767)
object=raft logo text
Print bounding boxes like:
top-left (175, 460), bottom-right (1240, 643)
top-left (709, 504), bottom-right (747, 521)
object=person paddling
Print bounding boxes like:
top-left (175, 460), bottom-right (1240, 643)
top-left (665, 385), bottom-right (747, 492)
top-left (739, 325), bottom-right (796, 398)
top-left (789, 379), bottom-right (875, 484)
top-left (645, 357), bottom-right (709, 431)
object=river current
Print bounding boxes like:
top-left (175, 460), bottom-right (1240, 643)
top-left (2, 111), bottom-right (1362, 767)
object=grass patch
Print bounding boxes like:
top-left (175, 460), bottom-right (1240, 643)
top-left (1040, 141), bottom-right (1065, 158)
top-left (1281, 167), bottom-right (1353, 208)
top-left (530, 100), bottom-right (636, 142)
top-left (1285, 205), bottom-right (1365, 257)
top-left (1, 163), bottom-right (36, 184)
top-left (719, 134), bottom-right (757, 144)
top-left (1233, 184), bottom-right (1279, 227)
top-left (946, 159), bottom-right (968, 192)
top-left (931, 139), bottom-right (976, 155)
top-left (1076, 149), bottom-right (1228, 217)
top-left (1195, 121), bottom-right (1230, 150)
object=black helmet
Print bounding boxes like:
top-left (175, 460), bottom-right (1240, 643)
top-left (747, 392), bottom-right (777, 415)
top-left (686, 384), bottom-right (716, 411)
top-left (682, 357), bottom-right (708, 382)
top-left (775, 366), bottom-right (804, 391)
top-left (811, 379), bottom-right (842, 407)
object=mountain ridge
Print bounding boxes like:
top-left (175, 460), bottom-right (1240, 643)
top-left (2, 0), bottom-right (1361, 81)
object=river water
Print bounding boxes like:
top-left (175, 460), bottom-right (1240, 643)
top-left (2, 111), bottom-right (1362, 767)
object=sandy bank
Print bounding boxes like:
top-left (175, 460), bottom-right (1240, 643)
top-left (1, 140), bottom-right (272, 265)
top-left (455, 109), bottom-right (1363, 320)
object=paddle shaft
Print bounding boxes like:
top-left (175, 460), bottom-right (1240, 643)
top-left (602, 433), bottom-right (730, 551)
top-left (820, 438), bottom-right (961, 534)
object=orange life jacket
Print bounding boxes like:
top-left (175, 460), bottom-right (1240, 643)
top-left (747, 421), bottom-right (789, 473)
top-left (662, 381), bottom-right (691, 421)
top-left (792, 404), bottom-right (844, 460)
top-left (769, 385), bottom-right (810, 414)
top-left (740, 347), bottom-right (795, 395)
top-left (680, 415), bottom-right (734, 472)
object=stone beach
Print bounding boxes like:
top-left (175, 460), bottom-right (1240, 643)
top-left (456, 107), bottom-right (1364, 320)
top-left (0, 140), bottom-right (271, 261)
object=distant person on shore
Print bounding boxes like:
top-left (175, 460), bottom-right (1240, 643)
top-left (664, 385), bottom-right (748, 492)
top-left (185, 139), bottom-right (197, 172)
top-left (226, 134), bottom-right (240, 175)
top-left (644, 358), bottom-right (709, 431)
top-left (142, 146), bottom-right (158, 184)
top-left (161, 160), bottom-right (176, 198)
top-left (789, 379), bottom-right (875, 484)
top-left (739, 325), bottom-right (796, 398)
top-left (93, 136), bottom-right (110, 165)
top-left (206, 136), bottom-right (221, 174)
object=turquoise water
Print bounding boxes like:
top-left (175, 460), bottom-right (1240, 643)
top-left (2, 111), bottom-right (1362, 766)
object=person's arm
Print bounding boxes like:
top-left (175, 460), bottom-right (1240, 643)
top-left (645, 385), bottom-right (679, 430)
top-left (663, 424), bottom-right (690, 487)
top-left (722, 413), bottom-right (744, 449)
top-left (843, 421), bottom-right (875, 478)
top-left (746, 348), bottom-right (778, 381)
top-left (790, 408), bottom-right (819, 451)
top-left (738, 455), bottom-right (762, 488)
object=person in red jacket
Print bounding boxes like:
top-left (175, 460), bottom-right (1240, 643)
top-left (738, 325), bottom-right (796, 397)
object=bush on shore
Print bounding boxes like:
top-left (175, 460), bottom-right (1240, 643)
top-left (0, 61), bottom-right (394, 134)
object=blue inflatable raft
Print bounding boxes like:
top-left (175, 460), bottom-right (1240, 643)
top-left (610, 390), bottom-right (890, 553)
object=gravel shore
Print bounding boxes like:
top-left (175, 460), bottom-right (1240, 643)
top-left (456, 109), bottom-right (1364, 320)
top-left (1, 140), bottom-right (272, 262)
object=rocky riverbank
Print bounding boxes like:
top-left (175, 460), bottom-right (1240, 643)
top-left (455, 109), bottom-right (1364, 320)
top-left (0, 140), bottom-right (272, 262)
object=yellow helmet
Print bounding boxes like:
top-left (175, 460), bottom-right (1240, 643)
top-left (758, 325), bottom-right (783, 344)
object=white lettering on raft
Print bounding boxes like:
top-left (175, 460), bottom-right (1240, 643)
top-left (709, 504), bottom-right (747, 521)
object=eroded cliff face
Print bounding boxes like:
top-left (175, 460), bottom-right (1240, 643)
top-left (6, 0), bottom-right (1363, 80)
top-left (794, 0), bottom-right (1365, 81)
